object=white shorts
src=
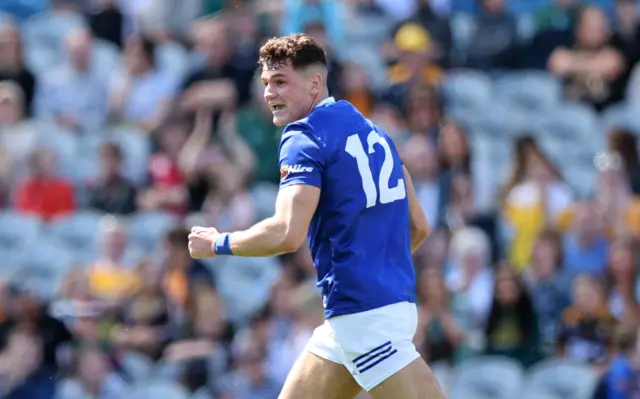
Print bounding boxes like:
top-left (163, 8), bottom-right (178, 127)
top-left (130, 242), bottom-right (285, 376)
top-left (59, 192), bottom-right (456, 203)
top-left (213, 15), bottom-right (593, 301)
top-left (306, 301), bottom-right (420, 391)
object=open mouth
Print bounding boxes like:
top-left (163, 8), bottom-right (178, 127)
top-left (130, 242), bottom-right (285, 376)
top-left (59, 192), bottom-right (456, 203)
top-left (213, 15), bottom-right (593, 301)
top-left (270, 104), bottom-right (286, 112)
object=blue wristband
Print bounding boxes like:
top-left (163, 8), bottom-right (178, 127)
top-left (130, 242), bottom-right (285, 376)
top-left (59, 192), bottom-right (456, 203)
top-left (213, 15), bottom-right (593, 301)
top-left (213, 233), bottom-right (233, 255)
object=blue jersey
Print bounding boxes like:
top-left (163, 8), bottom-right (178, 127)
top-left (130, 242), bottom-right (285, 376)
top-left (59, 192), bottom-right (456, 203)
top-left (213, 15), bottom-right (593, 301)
top-left (278, 97), bottom-right (416, 318)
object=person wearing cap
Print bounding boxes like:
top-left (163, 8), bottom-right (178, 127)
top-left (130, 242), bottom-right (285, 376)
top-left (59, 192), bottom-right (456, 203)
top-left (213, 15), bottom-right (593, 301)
top-left (387, 23), bottom-right (444, 88)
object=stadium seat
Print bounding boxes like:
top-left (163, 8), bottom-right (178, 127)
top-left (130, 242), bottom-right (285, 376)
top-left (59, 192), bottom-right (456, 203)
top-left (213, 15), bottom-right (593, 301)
top-left (36, 128), bottom-right (80, 179)
top-left (441, 70), bottom-right (492, 110)
top-left (473, 102), bottom-right (530, 137)
top-left (534, 102), bottom-right (600, 144)
top-left (13, 239), bottom-right (74, 298)
top-left (250, 183), bottom-right (279, 221)
top-left (125, 381), bottom-right (189, 399)
top-left (0, 210), bottom-right (42, 250)
top-left (214, 255), bottom-right (282, 324)
top-left (522, 359), bottom-right (599, 399)
top-left (431, 361), bottom-right (454, 395)
top-left (46, 210), bottom-right (104, 254)
top-left (0, 248), bottom-right (25, 278)
top-left (493, 71), bottom-right (562, 111)
top-left (127, 211), bottom-right (179, 252)
top-left (449, 356), bottom-right (525, 399)
top-left (110, 127), bottom-right (152, 185)
top-left (600, 103), bottom-right (640, 135)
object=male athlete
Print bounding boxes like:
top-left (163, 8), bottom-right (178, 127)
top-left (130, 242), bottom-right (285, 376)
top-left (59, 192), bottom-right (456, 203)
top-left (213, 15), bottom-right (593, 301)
top-left (188, 34), bottom-right (445, 399)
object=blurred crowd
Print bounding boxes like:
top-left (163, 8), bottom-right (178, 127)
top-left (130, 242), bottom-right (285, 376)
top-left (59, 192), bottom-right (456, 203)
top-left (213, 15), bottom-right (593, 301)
top-left (0, 0), bottom-right (640, 398)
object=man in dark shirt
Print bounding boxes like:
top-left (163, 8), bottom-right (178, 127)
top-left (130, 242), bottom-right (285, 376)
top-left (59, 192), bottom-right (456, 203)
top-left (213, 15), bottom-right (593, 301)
top-left (181, 18), bottom-right (254, 110)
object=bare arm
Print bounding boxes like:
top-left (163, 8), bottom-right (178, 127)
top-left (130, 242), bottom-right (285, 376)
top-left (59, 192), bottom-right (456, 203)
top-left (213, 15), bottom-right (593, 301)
top-left (177, 108), bottom-right (212, 181)
top-left (549, 47), bottom-right (626, 81)
top-left (217, 111), bottom-right (256, 180)
top-left (228, 184), bottom-right (320, 257)
top-left (403, 166), bottom-right (430, 253)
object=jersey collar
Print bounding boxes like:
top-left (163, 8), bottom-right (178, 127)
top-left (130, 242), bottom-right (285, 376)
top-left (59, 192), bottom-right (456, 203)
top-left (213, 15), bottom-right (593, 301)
top-left (315, 96), bottom-right (336, 108)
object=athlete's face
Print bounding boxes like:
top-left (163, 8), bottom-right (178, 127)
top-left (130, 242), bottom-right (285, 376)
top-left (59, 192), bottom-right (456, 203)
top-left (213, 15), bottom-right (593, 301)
top-left (262, 61), bottom-right (316, 126)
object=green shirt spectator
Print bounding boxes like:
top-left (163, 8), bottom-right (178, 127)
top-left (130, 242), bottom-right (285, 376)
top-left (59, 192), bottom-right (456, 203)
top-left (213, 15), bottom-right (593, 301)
top-left (236, 105), bottom-right (282, 185)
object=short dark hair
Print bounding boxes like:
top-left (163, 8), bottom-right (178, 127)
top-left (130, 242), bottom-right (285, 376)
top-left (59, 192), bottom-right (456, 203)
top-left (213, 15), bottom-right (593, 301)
top-left (258, 33), bottom-right (327, 71)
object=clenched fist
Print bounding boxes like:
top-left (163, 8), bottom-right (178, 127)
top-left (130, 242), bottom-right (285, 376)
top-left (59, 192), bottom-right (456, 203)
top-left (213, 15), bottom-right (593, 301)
top-left (188, 226), bottom-right (219, 259)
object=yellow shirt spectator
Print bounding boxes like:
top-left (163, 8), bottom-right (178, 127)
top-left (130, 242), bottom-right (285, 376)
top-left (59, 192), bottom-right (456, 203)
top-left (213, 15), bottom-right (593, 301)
top-left (505, 181), bottom-right (573, 270)
top-left (88, 261), bottom-right (141, 301)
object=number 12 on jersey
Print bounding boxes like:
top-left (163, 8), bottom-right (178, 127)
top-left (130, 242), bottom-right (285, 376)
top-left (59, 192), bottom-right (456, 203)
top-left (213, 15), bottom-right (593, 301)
top-left (345, 131), bottom-right (406, 208)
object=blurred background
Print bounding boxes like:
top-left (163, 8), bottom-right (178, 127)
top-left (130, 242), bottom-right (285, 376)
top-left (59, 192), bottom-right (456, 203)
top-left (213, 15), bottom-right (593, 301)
top-left (0, 0), bottom-right (639, 398)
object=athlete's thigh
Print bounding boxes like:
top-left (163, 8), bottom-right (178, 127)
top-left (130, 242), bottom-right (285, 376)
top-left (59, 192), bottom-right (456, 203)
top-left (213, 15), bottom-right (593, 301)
top-left (279, 350), bottom-right (363, 399)
top-left (368, 357), bottom-right (445, 399)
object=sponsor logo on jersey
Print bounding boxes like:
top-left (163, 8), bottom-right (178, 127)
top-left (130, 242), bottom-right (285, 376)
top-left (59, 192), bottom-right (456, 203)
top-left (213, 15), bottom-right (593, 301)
top-left (280, 164), bottom-right (313, 181)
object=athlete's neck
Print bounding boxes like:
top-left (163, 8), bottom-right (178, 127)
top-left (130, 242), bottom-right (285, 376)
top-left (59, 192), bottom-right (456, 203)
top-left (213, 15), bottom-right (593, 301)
top-left (310, 90), bottom-right (330, 110)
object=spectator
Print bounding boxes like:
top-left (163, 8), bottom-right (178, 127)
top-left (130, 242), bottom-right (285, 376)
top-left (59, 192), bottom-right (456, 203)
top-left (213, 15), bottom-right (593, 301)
top-left (164, 284), bottom-right (229, 394)
top-left (0, 328), bottom-right (55, 399)
top-left (138, 114), bottom-right (191, 214)
top-left (386, 22), bottom-right (444, 99)
top-left (446, 227), bottom-right (494, 360)
top-left (234, 74), bottom-right (283, 185)
top-left (268, 284), bottom-right (324, 383)
top-left (181, 18), bottom-right (252, 111)
top-left (0, 25), bottom-right (37, 115)
top-left (86, 142), bottom-right (137, 215)
top-left (599, 326), bottom-right (640, 399)
top-left (607, 128), bottom-right (640, 195)
top-left (55, 343), bottom-right (129, 399)
top-left (222, 341), bottom-right (282, 399)
top-left (465, 0), bottom-right (518, 71)
top-left (397, 0), bottom-right (452, 67)
top-left (0, 285), bottom-right (74, 379)
top-left (563, 200), bottom-right (610, 277)
top-left (605, 235), bottom-right (640, 325)
top-left (161, 227), bottom-right (215, 315)
top-left (111, 259), bottom-right (172, 360)
top-left (596, 151), bottom-right (633, 237)
top-left (86, 216), bottom-right (141, 302)
top-left (415, 267), bottom-right (464, 365)
top-left (558, 274), bottom-right (616, 369)
top-left (34, 28), bottom-right (108, 133)
top-left (108, 34), bottom-right (177, 132)
top-left (523, 229), bottom-right (571, 354)
top-left (405, 83), bottom-right (443, 145)
top-left (0, 81), bottom-right (38, 195)
top-left (484, 265), bottom-right (542, 367)
top-left (548, 5), bottom-right (627, 111)
top-left (401, 134), bottom-right (441, 231)
top-left (14, 148), bottom-right (76, 221)
top-left (502, 136), bottom-right (573, 270)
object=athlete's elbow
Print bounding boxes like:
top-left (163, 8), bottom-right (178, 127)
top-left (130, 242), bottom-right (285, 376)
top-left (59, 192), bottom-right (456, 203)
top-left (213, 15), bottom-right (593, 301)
top-left (279, 233), bottom-right (304, 253)
top-left (412, 220), bottom-right (430, 242)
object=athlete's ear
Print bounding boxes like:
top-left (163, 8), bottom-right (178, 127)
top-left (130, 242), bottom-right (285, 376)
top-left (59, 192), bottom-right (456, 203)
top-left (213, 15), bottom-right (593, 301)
top-left (310, 73), bottom-right (322, 94)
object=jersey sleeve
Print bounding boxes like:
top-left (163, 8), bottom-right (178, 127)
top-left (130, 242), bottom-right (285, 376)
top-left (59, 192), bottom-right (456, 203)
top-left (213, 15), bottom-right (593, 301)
top-left (278, 126), bottom-right (325, 189)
